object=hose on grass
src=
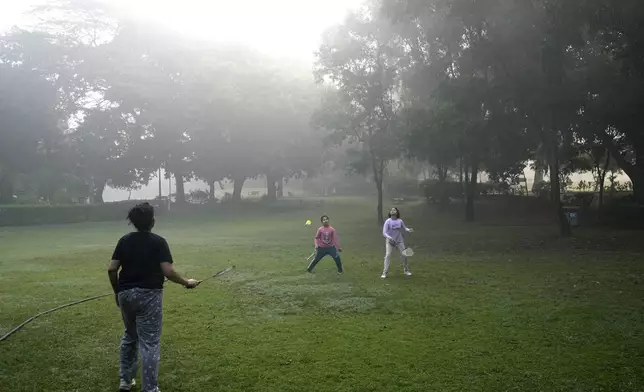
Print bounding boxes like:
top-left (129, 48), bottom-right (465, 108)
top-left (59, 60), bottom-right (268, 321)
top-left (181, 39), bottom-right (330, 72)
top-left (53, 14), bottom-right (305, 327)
top-left (1, 267), bottom-right (234, 342)
top-left (0, 293), bottom-right (111, 343)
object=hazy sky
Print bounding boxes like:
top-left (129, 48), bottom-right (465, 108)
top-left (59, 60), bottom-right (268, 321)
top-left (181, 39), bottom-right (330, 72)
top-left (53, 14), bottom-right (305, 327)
top-left (0, 0), bottom-right (362, 61)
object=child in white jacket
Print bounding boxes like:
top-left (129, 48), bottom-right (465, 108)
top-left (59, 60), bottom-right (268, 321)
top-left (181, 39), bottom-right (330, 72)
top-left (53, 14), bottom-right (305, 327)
top-left (381, 207), bottom-right (413, 278)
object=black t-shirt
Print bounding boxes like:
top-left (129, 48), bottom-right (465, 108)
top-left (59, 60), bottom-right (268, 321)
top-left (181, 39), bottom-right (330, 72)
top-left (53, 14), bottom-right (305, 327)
top-left (111, 232), bottom-right (173, 292)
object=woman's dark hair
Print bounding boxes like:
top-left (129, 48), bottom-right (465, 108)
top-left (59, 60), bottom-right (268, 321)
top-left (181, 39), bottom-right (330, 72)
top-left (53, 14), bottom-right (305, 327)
top-left (388, 207), bottom-right (401, 219)
top-left (127, 202), bottom-right (155, 232)
top-left (320, 214), bottom-right (330, 222)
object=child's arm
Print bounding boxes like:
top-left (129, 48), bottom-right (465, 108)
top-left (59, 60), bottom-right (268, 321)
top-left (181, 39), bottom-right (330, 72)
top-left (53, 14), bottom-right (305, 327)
top-left (401, 220), bottom-right (413, 232)
top-left (383, 220), bottom-right (394, 242)
top-left (314, 228), bottom-right (322, 248)
top-left (333, 228), bottom-right (341, 251)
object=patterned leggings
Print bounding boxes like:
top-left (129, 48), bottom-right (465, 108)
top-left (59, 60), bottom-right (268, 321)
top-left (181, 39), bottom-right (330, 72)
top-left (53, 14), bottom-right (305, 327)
top-left (118, 288), bottom-right (163, 392)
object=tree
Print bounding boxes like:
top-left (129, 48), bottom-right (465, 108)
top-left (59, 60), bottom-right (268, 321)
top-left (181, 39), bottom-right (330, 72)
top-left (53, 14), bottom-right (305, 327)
top-left (577, 143), bottom-right (621, 209)
top-left (261, 74), bottom-right (323, 200)
top-left (190, 123), bottom-right (227, 201)
top-left (1, 2), bottom-right (134, 204)
top-left (91, 23), bottom-right (206, 204)
top-left (0, 63), bottom-right (60, 203)
top-left (385, 0), bottom-right (538, 221)
top-left (401, 103), bottom-right (461, 207)
top-left (3, 1), bottom-right (334, 207)
top-left (314, 4), bottom-right (404, 224)
top-left (72, 108), bottom-right (153, 203)
top-left (573, 0), bottom-right (644, 205)
top-left (498, 1), bottom-right (589, 236)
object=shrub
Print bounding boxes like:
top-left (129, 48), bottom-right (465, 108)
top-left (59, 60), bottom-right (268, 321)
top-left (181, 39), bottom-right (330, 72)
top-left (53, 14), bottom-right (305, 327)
top-left (595, 201), bottom-right (644, 229)
top-left (533, 181), bottom-right (551, 199)
top-left (221, 192), bottom-right (234, 203)
top-left (564, 192), bottom-right (595, 208)
top-left (0, 200), bottom-right (165, 227)
top-left (186, 189), bottom-right (211, 204)
top-left (333, 178), bottom-right (374, 196)
top-left (421, 180), bottom-right (463, 204)
top-left (385, 177), bottom-right (421, 198)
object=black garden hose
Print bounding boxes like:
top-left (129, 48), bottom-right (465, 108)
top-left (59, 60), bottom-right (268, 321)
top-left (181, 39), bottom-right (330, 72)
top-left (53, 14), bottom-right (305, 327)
top-left (0, 293), bottom-right (111, 342)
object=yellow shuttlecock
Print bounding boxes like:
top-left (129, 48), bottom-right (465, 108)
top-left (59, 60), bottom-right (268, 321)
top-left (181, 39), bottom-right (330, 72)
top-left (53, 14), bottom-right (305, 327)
top-left (305, 220), bottom-right (312, 226)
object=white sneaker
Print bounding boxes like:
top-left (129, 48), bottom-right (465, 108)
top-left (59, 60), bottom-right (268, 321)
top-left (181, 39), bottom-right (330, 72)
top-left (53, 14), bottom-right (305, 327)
top-left (404, 271), bottom-right (412, 276)
top-left (380, 274), bottom-right (387, 279)
top-left (119, 379), bottom-right (136, 391)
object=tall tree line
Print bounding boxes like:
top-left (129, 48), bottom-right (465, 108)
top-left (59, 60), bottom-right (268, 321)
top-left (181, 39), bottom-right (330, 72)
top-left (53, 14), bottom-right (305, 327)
top-left (1, 0), bottom-right (642, 236)
top-left (314, 0), bottom-right (644, 233)
top-left (0, 1), bottom-right (321, 204)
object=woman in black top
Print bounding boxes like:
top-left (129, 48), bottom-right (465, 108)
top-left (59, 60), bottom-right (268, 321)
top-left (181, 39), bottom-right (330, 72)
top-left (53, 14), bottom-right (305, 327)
top-left (108, 203), bottom-right (198, 392)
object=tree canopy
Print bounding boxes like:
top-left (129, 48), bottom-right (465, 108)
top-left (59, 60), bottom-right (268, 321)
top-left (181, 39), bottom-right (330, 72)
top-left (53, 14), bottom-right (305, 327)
top-left (1, 0), bottom-right (642, 234)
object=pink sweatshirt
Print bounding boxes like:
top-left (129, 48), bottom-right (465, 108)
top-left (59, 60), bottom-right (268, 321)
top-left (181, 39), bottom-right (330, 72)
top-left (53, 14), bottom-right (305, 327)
top-left (315, 226), bottom-right (340, 248)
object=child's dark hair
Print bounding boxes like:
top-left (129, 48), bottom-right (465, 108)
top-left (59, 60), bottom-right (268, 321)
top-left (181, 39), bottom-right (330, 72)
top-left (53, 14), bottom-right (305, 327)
top-left (388, 207), bottom-right (401, 219)
top-left (127, 202), bottom-right (155, 232)
top-left (320, 214), bottom-right (329, 222)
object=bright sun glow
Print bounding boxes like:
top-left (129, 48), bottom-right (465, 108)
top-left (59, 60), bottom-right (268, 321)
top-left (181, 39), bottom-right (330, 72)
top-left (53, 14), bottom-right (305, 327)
top-left (114, 0), bottom-right (362, 59)
top-left (119, 0), bottom-right (361, 58)
top-left (0, 0), bottom-right (363, 61)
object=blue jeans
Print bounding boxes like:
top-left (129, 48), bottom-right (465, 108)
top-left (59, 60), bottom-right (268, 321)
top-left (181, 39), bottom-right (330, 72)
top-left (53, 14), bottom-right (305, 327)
top-left (307, 246), bottom-right (343, 272)
top-left (118, 288), bottom-right (163, 392)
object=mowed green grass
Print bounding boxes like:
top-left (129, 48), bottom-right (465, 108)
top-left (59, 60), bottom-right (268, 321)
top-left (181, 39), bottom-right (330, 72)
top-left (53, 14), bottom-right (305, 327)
top-left (1, 198), bottom-right (644, 392)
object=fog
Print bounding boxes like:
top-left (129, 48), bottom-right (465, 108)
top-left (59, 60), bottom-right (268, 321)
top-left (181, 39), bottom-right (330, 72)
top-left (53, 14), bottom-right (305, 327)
top-left (2, 3), bottom-right (644, 390)
top-left (1, 0), bottom-right (362, 60)
top-left (0, 0), bottom-right (640, 229)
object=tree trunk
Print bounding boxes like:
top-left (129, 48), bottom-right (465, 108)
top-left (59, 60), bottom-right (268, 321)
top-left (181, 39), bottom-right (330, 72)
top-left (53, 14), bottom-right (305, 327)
top-left (158, 168), bottom-right (163, 200)
top-left (232, 176), bottom-right (245, 202)
top-left (208, 180), bottom-right (216, 201)
top-left (437, 164), bottom-right (449, 209)
top-left (598, 172), bottom-right (606, 209)
top-left (93, 180), bottom-right (106, 204)
top-left (437, 165), bottom-right (448, 182)
top-left (631, 146), bottom-right (644, 204)
top-left (465, 163), bottom-right (477, 222)
top-left (174, 174), bottom-right (185, 204)
top-left (93, 185), bottom-right (105, 204)
top-left (266, 173), bottom-right (277, 201)
top-left (598, 152), bottom-right (610, 209)
top-left (277, 178), bottom-right (284, 198)
top-left (609, 171), bottom-right (617, 196)
top-left (371, 155), bottom-right (385, 225)
top-left (633, 173), bottom-right (644, 205)
top-left (602, 137), bottom-right (644, 205)
top-left (549, 143), bottom-right (571, 237)
top-left (43, 180), bottom-right (57, 204)
top-left (376, 176), bottom-right (384, 225)
top-left (532, 168), bottom-right (544, 193)
top-left (459, 158), bottom-right (464, 203)
top-left (0, 169), bottom-right (15, 204)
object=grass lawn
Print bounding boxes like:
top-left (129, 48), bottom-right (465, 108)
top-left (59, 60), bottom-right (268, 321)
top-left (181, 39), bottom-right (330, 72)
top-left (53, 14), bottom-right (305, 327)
top-left (1, 198), bottom-right (643, 392)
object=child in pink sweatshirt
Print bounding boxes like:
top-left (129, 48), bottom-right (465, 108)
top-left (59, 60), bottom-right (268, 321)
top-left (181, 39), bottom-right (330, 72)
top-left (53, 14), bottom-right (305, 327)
top-left (307, 215), bottom-right (343, 274)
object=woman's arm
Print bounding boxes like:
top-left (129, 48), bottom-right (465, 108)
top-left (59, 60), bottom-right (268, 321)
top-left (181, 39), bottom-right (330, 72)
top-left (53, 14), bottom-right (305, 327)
top-left (159, 239), bottom-right (198, 288)
top-left (161, 262), bottom-right (195, 287)
top-left (107, 260), bottom-right (121, 294)
top-left (108, 239), bottom-right (123, 306)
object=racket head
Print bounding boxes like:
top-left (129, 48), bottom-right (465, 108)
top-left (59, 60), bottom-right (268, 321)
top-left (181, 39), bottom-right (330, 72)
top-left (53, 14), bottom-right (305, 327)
top-left (402, 247), bottom-right (414, 257)
top-left (199, 266), bottom-right (235, 283)
top-left (214, 266), bottom-right (234, 277)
